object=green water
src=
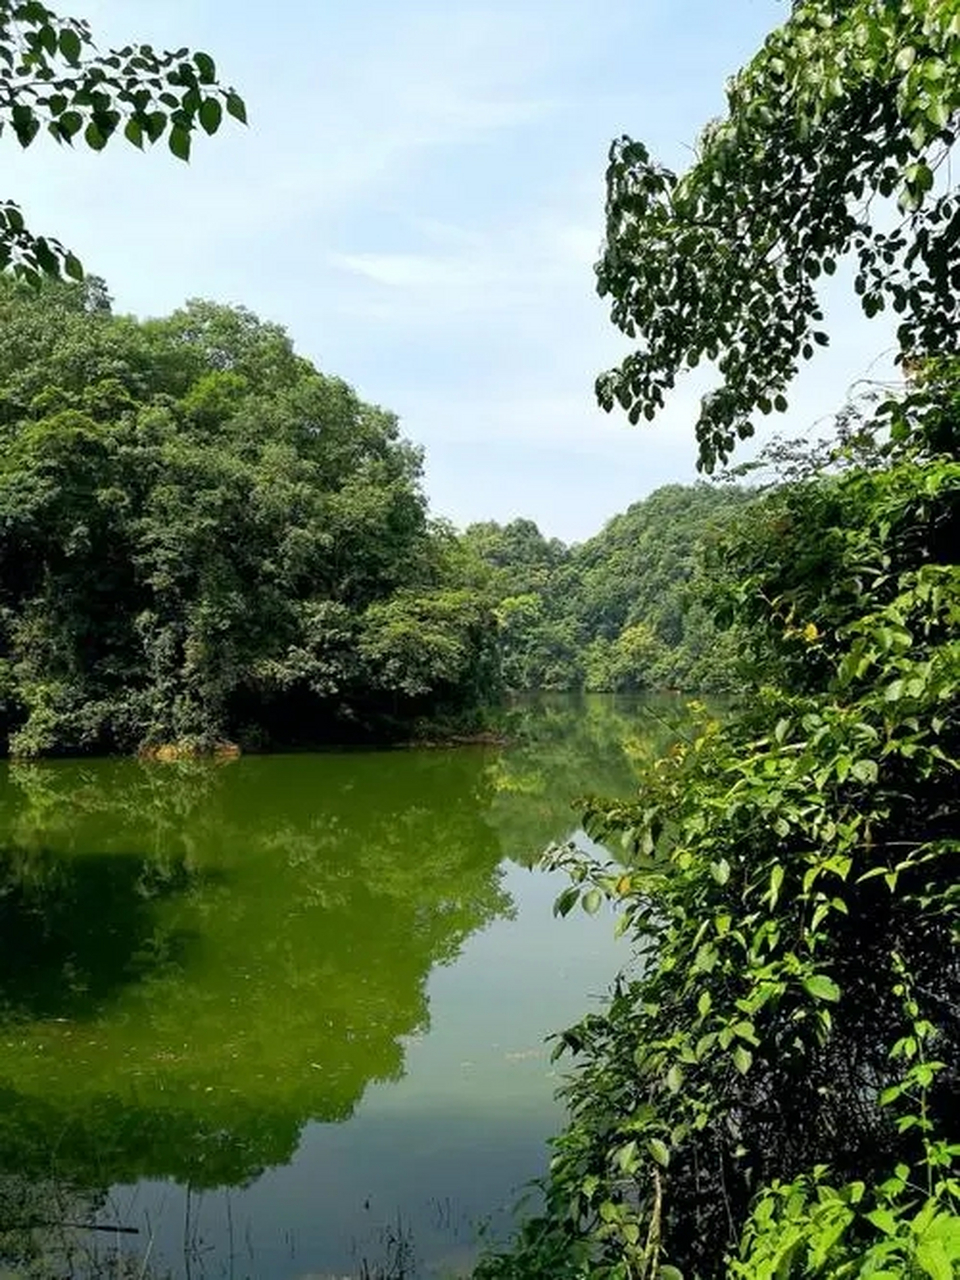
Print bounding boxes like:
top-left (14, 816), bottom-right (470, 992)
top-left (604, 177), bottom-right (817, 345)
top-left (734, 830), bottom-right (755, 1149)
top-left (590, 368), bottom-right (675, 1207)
top-left (0, 695), bottom-right (683, 1278)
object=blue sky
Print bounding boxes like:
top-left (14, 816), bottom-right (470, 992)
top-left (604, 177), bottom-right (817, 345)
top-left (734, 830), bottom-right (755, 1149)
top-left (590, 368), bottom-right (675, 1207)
top-left (7, 0), bottom-right (897, 541)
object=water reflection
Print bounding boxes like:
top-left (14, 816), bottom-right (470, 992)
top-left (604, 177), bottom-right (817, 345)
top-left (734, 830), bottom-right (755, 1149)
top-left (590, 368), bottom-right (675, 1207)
top-left (0, 695), bottom-right (684, 1276)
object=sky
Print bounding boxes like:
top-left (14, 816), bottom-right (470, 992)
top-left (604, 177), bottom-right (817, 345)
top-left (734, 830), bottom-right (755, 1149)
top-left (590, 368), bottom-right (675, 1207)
top-left (6, 0), bottom-right (899, 541)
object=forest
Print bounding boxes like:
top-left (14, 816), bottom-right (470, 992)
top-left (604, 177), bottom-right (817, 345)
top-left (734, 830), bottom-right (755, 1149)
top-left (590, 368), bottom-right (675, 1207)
top-left (463, 482), bottom-right (753, 695)
top-left (0, 276), bottom-right (755, 758)
top-left (0, 0), bottom-right (957, 1277)
top-left (0, 278), bottom-right (502, 756)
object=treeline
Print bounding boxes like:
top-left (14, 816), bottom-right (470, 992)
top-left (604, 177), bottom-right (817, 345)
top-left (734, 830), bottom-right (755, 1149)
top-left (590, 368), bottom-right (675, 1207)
top-left (0, 279), bottom-right (760, 760)
top-left (463, 483), bottom-right (755, 694)
top-left (0, 279), bottom-right (498, 757)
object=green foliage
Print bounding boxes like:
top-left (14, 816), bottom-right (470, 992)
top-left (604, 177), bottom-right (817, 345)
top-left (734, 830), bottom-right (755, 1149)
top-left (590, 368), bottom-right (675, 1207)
top-left (477, 6), bottom-right (960, 1277)
top-left (465, 485), bottom-right (753, 695)
top-left (0, 2), bottom-right (245, 283)
top-left (476, 381), bottom-right (960, 1277)
top-left (0, 281), bottom-right (498, 754)
top-left (596, 0), bottom-right (960, 471)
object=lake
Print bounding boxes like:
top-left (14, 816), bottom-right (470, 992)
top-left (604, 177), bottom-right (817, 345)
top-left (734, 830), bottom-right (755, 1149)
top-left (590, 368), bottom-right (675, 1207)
top-left (0, 695), bottom-right (685, 1279)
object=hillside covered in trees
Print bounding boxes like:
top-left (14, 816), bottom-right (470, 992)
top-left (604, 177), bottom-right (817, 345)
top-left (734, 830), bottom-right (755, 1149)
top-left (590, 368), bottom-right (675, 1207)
top-left (464, 483), bottom-right (754, 694)
top-left (0, 279), bottom-right (499, 757)
top-left (0, 276), bottom-right (764, 758)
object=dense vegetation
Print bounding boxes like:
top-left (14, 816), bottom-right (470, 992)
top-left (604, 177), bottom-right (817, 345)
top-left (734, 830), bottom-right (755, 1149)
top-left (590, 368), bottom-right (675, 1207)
top-left (464, 483), bottom-right (753, 694)
top-left (478, 0), bottom-right (960, 1276)
top-left (0, 280), bottom-right (498, 756)
top-left (0, 276), bottom-right (756, 759)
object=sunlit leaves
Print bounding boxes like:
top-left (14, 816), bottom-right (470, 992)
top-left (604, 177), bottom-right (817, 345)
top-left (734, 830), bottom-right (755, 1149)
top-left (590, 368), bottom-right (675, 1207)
top-left (479, 378), bottom-right (960, 1279)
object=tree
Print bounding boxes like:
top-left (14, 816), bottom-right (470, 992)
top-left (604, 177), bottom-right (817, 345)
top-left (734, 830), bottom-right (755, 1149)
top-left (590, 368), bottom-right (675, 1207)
top-left (463, 488), bottom-right (752, 695)
top-left (477, 3), bottom-right (960, 1276)
top-left (0, 283), bottom-right (499, 755)
top-left (0, 1), bottom-right (245, 282)
top-left (595, 0), bottom-right (960, 471)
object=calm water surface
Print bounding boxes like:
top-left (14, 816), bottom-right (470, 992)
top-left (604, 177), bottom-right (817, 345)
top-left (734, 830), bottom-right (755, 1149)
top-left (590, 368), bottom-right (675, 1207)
top-left (0, 696), bottom-right (684, 1278)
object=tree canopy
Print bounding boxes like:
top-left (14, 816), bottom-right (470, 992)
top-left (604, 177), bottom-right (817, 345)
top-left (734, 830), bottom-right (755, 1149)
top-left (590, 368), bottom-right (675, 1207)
top-left (596, 0), bottom-right (960, 471)
top-left (0, 281), bottom-right (497, 755)
top-left (463, 484), bottom-right (753, 695)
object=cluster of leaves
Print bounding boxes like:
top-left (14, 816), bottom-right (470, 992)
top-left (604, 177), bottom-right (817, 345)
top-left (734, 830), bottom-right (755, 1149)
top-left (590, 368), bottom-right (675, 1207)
top-left (474, 381), bottom-right (960, 1277)
top-left (0, 280), bottom-right (499, 755)
top-left (462, 485), bottom-right (754, 695)
top-left (596, 0), bottom-right (960, 471)
top-left (0, 1), bottom-right (245, 282)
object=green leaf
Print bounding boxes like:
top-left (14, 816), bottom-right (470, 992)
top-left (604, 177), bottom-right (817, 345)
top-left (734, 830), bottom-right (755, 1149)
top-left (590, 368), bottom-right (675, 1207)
top-left (582, 888), bottom-right (603, 916)
top-left (38, 24), bottom-right (57, 57)
top-left (58, 26), bottom-right (83, 64)
top-left (553, 886), bottom-right (579, 918)
top-left (665, 1063), bottom-right (684, 1093)
top-left (647, 1138), bottom-right (670, 1168)
top-left (659, 1268), bottom-right (684, 1280)
top-left (226, 91), bottom-right (247, 124)
top-left (194, 51), bottom-right (217, 83)
top-left (58, 110), bottom-right (83, 141)
top-left (733, 1044), bottom-right (753, 1075)
top-left (168, 125), bottom-right (191, 161)
top-left (850, 758), bottom-right (878, 785)
top-left (916, 1241), bottom-right (953, 1280)
top-left (710, 858), bottom-right (730, 885)
top-left (33, 237), bottom-right (60, 276)
top-left (865, 1207), bottom-right (898, 1236)
top-left (63, 252), bottom-right (84, 281)
top-left (84, 121), bottom-right (106, 152)
top-left (124, 118), bottom-right (144, 149)
top-left (199, 97), bottom-right (222, 136)
top-left (144, 112), bottom-right (167, 144)
top-left (802, 975), bottom-right (840, 1003)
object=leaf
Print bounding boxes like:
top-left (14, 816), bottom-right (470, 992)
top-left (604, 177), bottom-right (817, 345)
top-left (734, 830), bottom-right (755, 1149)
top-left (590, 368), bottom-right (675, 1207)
top-left (63, 253), bottom-right (84, 281)
top-left (802, 975), bottom-right (840, 1003)
top-left (865, 1207), bottom-right (897, 1236)
top-left (58, 26), bottom-right (83, 64)
top-left (733, 1044), bottom-right (753, 1075)
top-left (582, 888), bottom-right (603, 916)
top-left (647, 1138), bottom-right (670, 1168)
top-left (199, 97), bottom-right (222, 136)
top-left (226, 91), bottom-right (247, 124)
top-left (144, 112), bottom-right (167, 144)
top-left (710, 858), bottom-right (730, 885)
top-left (553, 886), bottom-right (579, 918)
top-left (124, 118), bottom-right (144, 149)
top-left (915, 1241), bottom-right (953, 1280)
top-left (84, 121), bottom-right (106, 151)
top-left (168, 125), bottom-right (191, 161)
top-left (194, 51), bottom-right (217, 83)
top-left (850, 759), bottom-right (878, 785)
top-left (58, 110), bottom-right (83, 141)
top-left (659, 1268), bottom-right (684, 1280)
